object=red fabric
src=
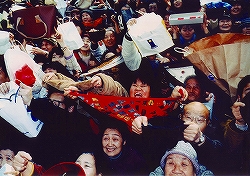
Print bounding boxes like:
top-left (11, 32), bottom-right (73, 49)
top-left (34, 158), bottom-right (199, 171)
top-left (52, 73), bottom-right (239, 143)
top-left (15, 64), bottom-right (36, 86)
top-left (33, 163), bottom-right (46, 175)
top-left (82, 17), bottom-right (104, 29)
top-left (70, 92), bottom-right (177, 127)
top-left (74, 52), bottom-right (89, 72)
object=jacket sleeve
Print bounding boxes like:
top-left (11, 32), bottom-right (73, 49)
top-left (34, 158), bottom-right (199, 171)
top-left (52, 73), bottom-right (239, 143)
top-left (121, 36), bottom-right (142, 71)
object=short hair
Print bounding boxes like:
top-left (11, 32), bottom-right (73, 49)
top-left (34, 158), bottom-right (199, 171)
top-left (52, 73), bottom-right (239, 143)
top-left (237, 75), bottom-right (250, 98)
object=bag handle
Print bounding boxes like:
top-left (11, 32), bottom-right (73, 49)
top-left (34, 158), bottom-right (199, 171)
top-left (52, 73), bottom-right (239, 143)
top-left (16, 15), bottom-right (48, 39)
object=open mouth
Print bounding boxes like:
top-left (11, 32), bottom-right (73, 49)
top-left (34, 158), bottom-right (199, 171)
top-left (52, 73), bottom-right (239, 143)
top-left (134, 92), bottom-right (143, 98)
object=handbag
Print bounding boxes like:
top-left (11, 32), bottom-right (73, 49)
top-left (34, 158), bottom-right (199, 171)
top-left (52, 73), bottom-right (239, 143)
top-left (128, 13), bottom-right (174, 57)
top-left (12, 5), bottom-right (56, 39)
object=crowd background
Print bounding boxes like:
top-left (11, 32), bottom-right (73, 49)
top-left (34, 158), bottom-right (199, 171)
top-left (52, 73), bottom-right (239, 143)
top-left (0, 0), bottom-right (250, 175)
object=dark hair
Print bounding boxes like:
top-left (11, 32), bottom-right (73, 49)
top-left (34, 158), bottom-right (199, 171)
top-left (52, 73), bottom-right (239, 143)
top-left (99, 119), bottom-right (130, 143)
top-left (237, 75), bottom-right (250, 98)
top-left (42, 61), bottom-right (77, 81)
top-left (0, 55), bottom-right (9, 77)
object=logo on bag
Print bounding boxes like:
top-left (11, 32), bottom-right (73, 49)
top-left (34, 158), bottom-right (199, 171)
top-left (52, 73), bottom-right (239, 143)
top-left (147, 39), bottom-right (158, 49)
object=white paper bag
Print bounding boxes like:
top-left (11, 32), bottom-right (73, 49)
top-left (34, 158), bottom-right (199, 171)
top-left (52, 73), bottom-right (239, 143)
top-left (128, 13), bottom-right (174, 57)
top-left (0, 82), bottom-right (43, 137)
top-left (166, 66), bottom-right (195, 83)
top-left (57, 22), bottom-right (84, 50)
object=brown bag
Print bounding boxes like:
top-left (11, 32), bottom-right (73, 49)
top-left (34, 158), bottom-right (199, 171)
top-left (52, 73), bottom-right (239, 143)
top-left (182, 33), bottom-right (250, 102)
top-left (12, 5), bottom-right (56, 39)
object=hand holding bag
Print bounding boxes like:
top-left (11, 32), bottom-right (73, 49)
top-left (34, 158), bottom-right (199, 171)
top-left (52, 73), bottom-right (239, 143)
top-left (12, 5), bottom-right (56, 39)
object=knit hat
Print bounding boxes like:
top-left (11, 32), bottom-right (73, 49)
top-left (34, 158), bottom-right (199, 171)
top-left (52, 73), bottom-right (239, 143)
top-left (42, 38), bottom-right (58, 47)
top-left (43, 162), bottom-right (86, 176)
top-left (0, 31), bottom-right (11, 55)
top-left (80, 9), bottom-right (94, 19)
top-left (160, 140), bottom-right (200, 174)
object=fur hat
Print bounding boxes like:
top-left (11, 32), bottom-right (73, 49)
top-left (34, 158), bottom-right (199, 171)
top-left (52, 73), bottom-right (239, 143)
top-left (0, 31), bottom-right (11, 55)
top-left (160, 140), bottom-right (200, 174)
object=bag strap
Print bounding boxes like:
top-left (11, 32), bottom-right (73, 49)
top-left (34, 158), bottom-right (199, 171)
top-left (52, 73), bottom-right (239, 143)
top-left (16, 15), bottom-right (48, 39)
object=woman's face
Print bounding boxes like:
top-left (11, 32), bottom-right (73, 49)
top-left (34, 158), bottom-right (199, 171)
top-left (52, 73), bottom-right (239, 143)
top-left (82, 12), bottom-right (92, 23)
top-left (164, 154), bottom-right (195, 176)
top-left (0, 149), bottom-right (14, 168)
top-left (130, 79), bottom-right (151, 98)
top-left (180, 26), bottom-right (195, 40)
top-left (219, 19), bottom-right (232, 32)
top-left (231, 3), bottom-right (242, 15)
top-left (102, 128), bottom-right (125, 157)
top-left (173, 0), bottom-right (182, 8)
top-left (81, 36), bottom-right (91, 51)
top-left (76, 153), bottom-right (97, 176)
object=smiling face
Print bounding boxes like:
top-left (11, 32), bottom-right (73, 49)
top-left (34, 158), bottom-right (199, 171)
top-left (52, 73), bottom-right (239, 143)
top-left (103, 30), bottom-right (116, 48)
top-left (76, 153), bottom-right (97, 176)
top-left (81, 36), bottom-right (91, 51)
top-left (173, 0), bottom-right (183, 8)
top-left (185, 78), bottom-right (201, 102)
top-left (129, 78), bottom-right (151, 98)
top-left (164, 154), bottom-right (195, 176)
top-left (102, 128), bottom-right (125, 157)
top-left (82, 12), bottom-right (92, 23)
top-left (219, 19), bottom-right (232, 32)
top-left (231, 3), bottom-right (242, 15)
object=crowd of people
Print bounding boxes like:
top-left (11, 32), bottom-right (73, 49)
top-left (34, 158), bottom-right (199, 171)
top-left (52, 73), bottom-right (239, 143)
top-left (0, 0), bottom-right (250, 175)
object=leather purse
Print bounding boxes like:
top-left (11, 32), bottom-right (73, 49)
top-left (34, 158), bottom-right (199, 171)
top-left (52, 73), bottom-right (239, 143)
top-left (12, 5), bottom-right (56, 39)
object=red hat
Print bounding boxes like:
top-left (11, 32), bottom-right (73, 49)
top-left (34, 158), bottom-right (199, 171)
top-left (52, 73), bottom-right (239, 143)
top-left (42, 162), bottom-right (86, 176)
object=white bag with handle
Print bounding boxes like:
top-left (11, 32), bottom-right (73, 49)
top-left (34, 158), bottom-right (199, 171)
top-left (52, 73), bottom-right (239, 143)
top-left (128, 13), bottom-right (174, 57)
top-left (0, 81), bottom-right (43, 138)
top-left (57, 21), bottom-right (84, 50)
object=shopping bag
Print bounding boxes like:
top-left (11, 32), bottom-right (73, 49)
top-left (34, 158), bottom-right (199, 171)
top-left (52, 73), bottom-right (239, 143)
top-left (57, 22), bottom-right (84, 50)
top-left (128, 12), bottom-right (174, 57)
top-left (0, 81), bottom-right (43, 138)
top-left (12, 5), bottom-right (56, 39)
top-left (182, 33), bottom-right (250, 102)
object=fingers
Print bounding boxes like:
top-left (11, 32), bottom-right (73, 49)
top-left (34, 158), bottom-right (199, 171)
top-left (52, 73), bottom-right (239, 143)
top-left (132, 116), bottom-right (148, 135)
top-left (0, 82), bottom-right (10, 95)
top-left (13, 151), bottom-right (32, 172)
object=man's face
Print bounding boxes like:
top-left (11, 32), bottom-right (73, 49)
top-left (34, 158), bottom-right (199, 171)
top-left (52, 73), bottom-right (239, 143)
top-left (182, 102), bottom-right (209, 132)
top-left (174, 0), bottom-right (182, 8)
top-left (185, 78), bottom-right (201, 101)
top-left (164, 154), bottom-right (195, 176)
top-left (41, 41), bottom-right (54, 52)
top-left (0, 149), bottom-right (14, 168)
top-left (103, 31), bottom-right (116, 48)
top-left (102, 128), bottom-right (125, 157)
top-left (130, 79), bottom-right (150, 98)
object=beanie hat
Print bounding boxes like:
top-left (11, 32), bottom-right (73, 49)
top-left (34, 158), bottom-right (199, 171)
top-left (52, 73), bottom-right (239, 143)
top-left (42, 38), bottom-right (58, 47)
top-left (80, 9), bottom-right (94, 19)
top-left (160, 140), bottom-right (200, 174)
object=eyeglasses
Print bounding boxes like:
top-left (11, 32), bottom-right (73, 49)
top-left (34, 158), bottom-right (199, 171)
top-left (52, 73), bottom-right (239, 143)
top-left (49, 99), bottom-right (65, 108)
top-left (182, 114), bottom-right (207, 124)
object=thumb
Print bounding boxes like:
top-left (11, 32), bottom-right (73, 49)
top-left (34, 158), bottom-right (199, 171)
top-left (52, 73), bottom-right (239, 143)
top-left (142, 116), bottom-right (148, 126)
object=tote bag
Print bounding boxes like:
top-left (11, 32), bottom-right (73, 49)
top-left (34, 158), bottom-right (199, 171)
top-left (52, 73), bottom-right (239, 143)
top-left (128, 13), bottom-right (174, 57)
